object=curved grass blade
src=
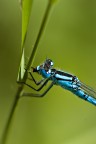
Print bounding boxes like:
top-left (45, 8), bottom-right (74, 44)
top-left (17, 0), bottom-right (33, 81)
top-left (22, 0), bottom-right (33, 47)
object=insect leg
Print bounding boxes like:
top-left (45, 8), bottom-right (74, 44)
top-left (24, 68), bottom-right (44, 85)
top-left (22, 81), bottom-right (54, 97)
top-left (19, 78), bottom-right (49, 92)
top-left (28, 71), bottom-right (45, 85)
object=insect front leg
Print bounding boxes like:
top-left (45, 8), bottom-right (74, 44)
top-left (22, 81), bottom-right (55, 98)
top-left (25, 68), bottom-right (44, 86)
top-left (18, 69), bottom-right (49, 91)
top-left (28, 71), bottom-right (45, 85)
top-left (23, 78), bottom-right (50, 92)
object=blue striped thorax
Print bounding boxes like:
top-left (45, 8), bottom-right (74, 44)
top-left (33, 59), bottom-right (54, 78)
top-left (38, 66), bottom-right (51, 78)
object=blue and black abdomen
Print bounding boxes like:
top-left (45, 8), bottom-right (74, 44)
top-left (52, 69), bottom-right (96, 106)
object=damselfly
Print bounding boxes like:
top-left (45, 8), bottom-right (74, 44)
top-left (22, 59), bottom-right (96, 106)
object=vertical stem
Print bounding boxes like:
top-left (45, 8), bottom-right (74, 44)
top-left (26, 1), bottom-right (52, 69)
top-left (1, 1), bottom-right (52, 144)
top-left (1, 86), bottom-right (22, 144)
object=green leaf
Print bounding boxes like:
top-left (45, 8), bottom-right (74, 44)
top-left (17, 0), bottom-right (33, 81)
top-left (22, 0), bottom-right (33, 47)
top-left (17, 49), bottom-right (25, 81)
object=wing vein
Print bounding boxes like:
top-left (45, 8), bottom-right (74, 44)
top-left (78, 81), bottom-right (96, 99)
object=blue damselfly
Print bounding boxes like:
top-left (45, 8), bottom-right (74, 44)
top-left (22, 59), bottom-right (96, 106)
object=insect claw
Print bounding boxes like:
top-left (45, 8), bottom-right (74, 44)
top-left (31, 67), bottom-right (37, 72)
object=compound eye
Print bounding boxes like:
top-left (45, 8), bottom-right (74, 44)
top-left (45, 59), bottom-right (54, 69)
top-left (46, 63), bottom-right (50, 68)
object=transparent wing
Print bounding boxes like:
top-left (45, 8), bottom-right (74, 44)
top-left (78, 81), bottom-right (96, 99)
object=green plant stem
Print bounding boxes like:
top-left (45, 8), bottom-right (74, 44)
top-left (1, 1), bottom-right (52, 144)
top-left (26, 1), bottom-right (52, 69)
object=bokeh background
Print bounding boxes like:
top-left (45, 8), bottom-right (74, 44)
top-left (0, 0), bottom-right (96, 144)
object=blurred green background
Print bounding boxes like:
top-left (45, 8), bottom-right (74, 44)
top-left (0, 0), bottom-right (96, 144)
